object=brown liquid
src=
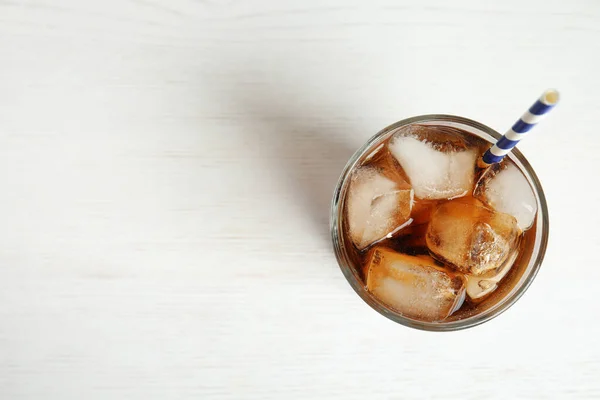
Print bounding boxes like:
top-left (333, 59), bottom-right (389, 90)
top-left (340, 125), bottom-right (536, 322)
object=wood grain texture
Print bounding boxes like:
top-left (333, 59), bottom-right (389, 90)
top-left (1, 1), bottom-right (599, 398)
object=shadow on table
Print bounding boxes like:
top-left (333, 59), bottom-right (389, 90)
top-left (210, 71), bottom-right (361, 245)
top-left (251, 95), bottom-right (357, 245)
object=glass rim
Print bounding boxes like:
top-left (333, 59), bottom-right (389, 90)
top-left (330, 114), bottom-right (549, 332)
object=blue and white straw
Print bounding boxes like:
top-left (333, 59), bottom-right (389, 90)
top-left (480, 89), bottom-right (560, 165)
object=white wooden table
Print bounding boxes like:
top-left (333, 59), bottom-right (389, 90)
top-left (1, 1), bottom-right (599, 398)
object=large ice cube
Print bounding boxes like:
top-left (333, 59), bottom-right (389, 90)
top-left (346, 167), bottom-right (413, 250)
top-left (388, 125), bottom-right (478, 200)
top-left (465, 248), bottom-right (519, 300)
top-left (426, 201), bottom-right (520, 276)
top-left (366, 247), bottom-right (466, 321)
top-left (474, 163), bottom-right (537, 230)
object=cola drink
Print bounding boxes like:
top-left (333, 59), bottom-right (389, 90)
top-left (331, 116), bottom-right (548, 330)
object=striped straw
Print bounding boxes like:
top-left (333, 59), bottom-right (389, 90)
top-left (480, 89), bottom-right (560, 166)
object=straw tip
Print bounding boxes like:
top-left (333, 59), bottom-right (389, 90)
top-left (477, 157), bottom-right (491, 168)
top-left (541, 89), bottom-right (560, 106)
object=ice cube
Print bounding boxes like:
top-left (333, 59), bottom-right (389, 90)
top-left (346, 167), bottom-right (414, 250)
top-left (366, 247), bottom-right (466, 321)
top-left (388, 125), bottom-right (478, 200)
top-left (465, 248), bottom-right (519, 300)
top-left (474, 163), bottom-right (537, 230)
top-left (426, 201), bottom-right (520, 276)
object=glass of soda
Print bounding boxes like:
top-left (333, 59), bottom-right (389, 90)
top-left (330, 115), bottom-right (549, 331)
